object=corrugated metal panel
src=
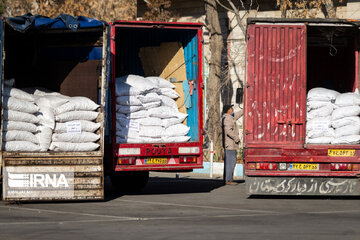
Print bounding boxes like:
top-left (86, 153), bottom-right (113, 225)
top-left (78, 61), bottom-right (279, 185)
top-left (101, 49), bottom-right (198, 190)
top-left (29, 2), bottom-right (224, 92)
top-left (245, 24), bottom-right (307, 147)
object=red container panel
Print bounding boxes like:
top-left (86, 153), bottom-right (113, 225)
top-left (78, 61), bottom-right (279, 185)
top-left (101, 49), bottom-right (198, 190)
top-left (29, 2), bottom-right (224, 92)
top-left (245, 24), bottom-right (307, 148)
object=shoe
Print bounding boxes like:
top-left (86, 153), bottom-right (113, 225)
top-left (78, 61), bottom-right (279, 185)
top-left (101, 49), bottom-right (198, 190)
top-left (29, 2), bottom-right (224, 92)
top-left (225, 181), bottom-right (238, 185)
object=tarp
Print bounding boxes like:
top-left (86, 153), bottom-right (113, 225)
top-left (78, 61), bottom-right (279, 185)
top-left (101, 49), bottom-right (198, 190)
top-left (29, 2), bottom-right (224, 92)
top-left (4, 13), bottom-right (105, 32)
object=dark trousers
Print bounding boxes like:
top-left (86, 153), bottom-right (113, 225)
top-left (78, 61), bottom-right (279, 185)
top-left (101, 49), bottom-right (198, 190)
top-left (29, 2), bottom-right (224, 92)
top-left (224, 150), bottom-right (237, 182)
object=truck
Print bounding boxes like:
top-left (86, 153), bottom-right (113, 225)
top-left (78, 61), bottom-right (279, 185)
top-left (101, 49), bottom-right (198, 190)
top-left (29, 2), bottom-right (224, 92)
top-left (1, 14), bottom-right (109, 201)
top-left (106, 21), bottom-right (204, 190)
top-left (244, 18), bottom-right (360, 195)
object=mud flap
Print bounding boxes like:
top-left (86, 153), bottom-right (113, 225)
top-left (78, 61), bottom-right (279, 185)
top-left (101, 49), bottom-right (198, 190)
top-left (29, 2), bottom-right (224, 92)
top-left (246, 177), bottom-right (360, 196)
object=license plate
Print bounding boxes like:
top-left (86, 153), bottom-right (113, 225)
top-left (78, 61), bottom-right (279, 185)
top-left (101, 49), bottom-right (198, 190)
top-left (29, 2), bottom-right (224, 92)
top-left (145, 158), bottom-right (167, 164)
top-left (289, 163), bottom-right (319, 171)
top-left (328, 149), bottom-right (355, 157)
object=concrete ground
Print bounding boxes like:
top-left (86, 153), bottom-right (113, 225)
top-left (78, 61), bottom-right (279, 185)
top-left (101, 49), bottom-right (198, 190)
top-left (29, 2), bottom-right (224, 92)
top-left (0, 172), bottom-right (360, 240)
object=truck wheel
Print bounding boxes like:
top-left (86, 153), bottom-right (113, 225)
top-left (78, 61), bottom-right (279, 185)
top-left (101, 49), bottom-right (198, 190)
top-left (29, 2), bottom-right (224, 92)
top-left (111, 171), bottom-right (149, 192)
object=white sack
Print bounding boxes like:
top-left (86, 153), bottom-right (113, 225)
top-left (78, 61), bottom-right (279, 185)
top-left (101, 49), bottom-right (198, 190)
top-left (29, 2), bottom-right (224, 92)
top-left (332, 116), bottom-right (360, 129)
top-left (116, 81), bottom-right (143, 96)
top-left (139, 126), bottom-right (164, 138)
top-left (3, 141), bottom-right (40, 152)
top-left (335, 92), bottom-right (360, 107)
top-left (305, 136), bottom-right (334, 144)
top-left (3, 110), bottom-right (40, 124)
top-left (116, 96), bottom-right (142, 106)
top-left (146, 76), bottom-right (176, 89)
top-left (54, 120), bottom-right (101, 133)
top-left (331, 135), bottom-right (360, 145)
top-left (35, 126), bottom-right (52, 151)
top-left (332, 105), bottom-right (360, 121)
top-left (116, 129), bottom-right (140, 139)
top-left (36, 106), bottom-right (55, 129)
top-left (307, 87), bottom-right (339, 102)
top-left (307, 105), bottom-right (333, 120)
top-left (142, 101), bottom-right (161, 110)
top-left (49, 142), bottom-right (100, 152)
top-left (3, 96), bottom-right (39, 113)
top-left (306, 117), bottom-right (331, 132)
top-left (116, 136), bottom-right (162, 144)
top-left (117, 117), bottom-right (162, 128)
top-left (116, 104), bottom-right (144, 113)
top-left (116, 110), bottom-right (148, 119)
top-left (35, 95), bottom-right (70, 108)
top-left (162, 114), bottom-right (188, 128)
top-left (162, 136), bottom-right (191, 143)
top-left (334, 124), bottom-right (360, 138)
top-left (159, 88), bottom-right (180, 99)
top-left (159, 95), bottom-right (178, 110)
top-left (3, 130), bottom-right (39, 144)
top-left (117, 75), bottom-right (157, 93)
top-left (307, 101), bottom-right (334, 111)
top-left (138, 92), bottom-right (161, 104)
top-left (3, 121), bottom-right (38, 133)
top-left (163, 124), bottom-right (190, 137)
top-left (52, 132), bottom-right (100, 143)
top-left (55, 97), bottom-right (99, 115)
top-left (4, 87), bottom-right (35, 102)
top-left (55, 111), bottom-right (99, 122)
top-left (307, 128), bottom-right (335, 139)
top-left (148, 106), bottom-right (179, 119)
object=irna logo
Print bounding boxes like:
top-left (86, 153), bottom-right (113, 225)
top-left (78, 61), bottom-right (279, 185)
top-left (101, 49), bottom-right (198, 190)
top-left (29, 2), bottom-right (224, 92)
top-left (7, 172), bottom-right (70, 188)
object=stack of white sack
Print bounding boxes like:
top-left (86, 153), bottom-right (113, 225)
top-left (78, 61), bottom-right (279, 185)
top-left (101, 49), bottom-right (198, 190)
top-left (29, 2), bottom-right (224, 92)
top-left (49, 96), bottom-right (101, 151)
top-left (2, 80), bottom-right (41, 151)
top-left (331, 92), bottom-right (360, 144)
top-left (306, 87), bottom-right (339, 144)
top-left (115, 75), bottom-right (190, 143)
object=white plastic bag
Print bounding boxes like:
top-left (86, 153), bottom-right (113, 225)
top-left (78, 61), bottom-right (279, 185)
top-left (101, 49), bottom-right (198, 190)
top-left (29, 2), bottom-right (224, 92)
top-left (305, 136), bottom-right (334, 144)
top-left (331, 135), bottom-right (360, 144)
top-left (116, 104), bottom-right (144, 113)
top-left (146, 76), bottom-right (176, 89)
top-left (332, 116), bottom-right (360, 129)
top-left (335, 92), bottom-right (360, 107)
top-left (334, 124), bottom-right (360, 138)
top-left (3, 110), bottom-right (40, 124)
top-left (307, 87), bottom-right (339, 102)
top-left (3, 141), bottom-right (40, 152)
top-left (55, 97), bottom-right (99, 115)
top-left (55, 111), bottom-right (99, 122)
top-left (163, 124), bottom-right (190, 137)
top-left (116, 96), bottom-right (142, 106)
top-left (3, 130), bottom-right (39, 144)
top-left (49, 142), bottom-right (100, 151)
top-left (332, 105), bottom-right (360, 121)
top-left (307, 105), bottom-right (333, 120)
top-left (138, 92), bottom-right (161, 104)
top-left (159, 88), bottom-right (180, 99)
top-left (3, 96), bottom-right (39, 113)
top-left (54, 120), bottom-right (101, 133)
top-left (35, 126), bottom-right (53, 151)
top-left (117, 75), bottom-right (157, 93)
top-left (3, 121), bottom-right (38, 133)
top-left (52, 132), bottom-right (100, 143)
top-left (148, 106), bottom-right (179, 119)
top-left (4, 87), bottom-right (35, 102)
top-left (116, 81), bottom-right (143, 96)
top-left (160, 95), bottom-right (178, 110)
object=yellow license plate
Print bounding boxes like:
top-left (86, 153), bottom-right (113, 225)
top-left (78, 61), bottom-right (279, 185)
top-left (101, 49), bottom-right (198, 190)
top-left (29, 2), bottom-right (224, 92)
top-left (328, 149), bottom-right (355, 157)
top-left (289, 163), bottom-right (319, 171)
top-left (145, 158), bottom-right (167, 164)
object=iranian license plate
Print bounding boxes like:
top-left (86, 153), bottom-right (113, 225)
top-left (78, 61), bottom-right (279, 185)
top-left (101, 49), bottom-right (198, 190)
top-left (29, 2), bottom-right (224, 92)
top-left (328, 149), bottom-right (355, 157)
top-left (289, 163), bottom-right (319, 171)
top-left (145, 158), bottom-right (168, 164)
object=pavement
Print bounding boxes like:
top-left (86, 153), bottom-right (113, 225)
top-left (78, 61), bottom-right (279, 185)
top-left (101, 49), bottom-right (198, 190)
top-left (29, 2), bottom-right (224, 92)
top-left (0, 172), bottom-right (360, 240)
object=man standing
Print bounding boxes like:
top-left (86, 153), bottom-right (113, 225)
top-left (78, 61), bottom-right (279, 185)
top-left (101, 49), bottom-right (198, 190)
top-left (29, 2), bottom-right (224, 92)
top-left (222, 104), bottom-right (243, 185)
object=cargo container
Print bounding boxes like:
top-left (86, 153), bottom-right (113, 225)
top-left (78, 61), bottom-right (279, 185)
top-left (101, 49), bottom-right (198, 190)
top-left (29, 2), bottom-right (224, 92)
top-left (107, 21), bottom-right (203, 190)
top-left (244, 18), bottom-right (360, 195)
top-left (1, 15), bottom-right (109, 201)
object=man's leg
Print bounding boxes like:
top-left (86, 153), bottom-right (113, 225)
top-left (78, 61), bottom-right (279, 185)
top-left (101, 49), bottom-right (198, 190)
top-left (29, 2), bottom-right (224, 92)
top-left (225, 150), bottom-right (237, 182)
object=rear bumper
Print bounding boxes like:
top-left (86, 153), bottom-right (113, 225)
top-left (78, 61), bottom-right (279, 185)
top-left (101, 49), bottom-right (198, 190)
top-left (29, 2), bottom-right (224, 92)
top-left (246, 176), bottom-right (360, 196)
top-left (115, 163), bottom-right (203, 171)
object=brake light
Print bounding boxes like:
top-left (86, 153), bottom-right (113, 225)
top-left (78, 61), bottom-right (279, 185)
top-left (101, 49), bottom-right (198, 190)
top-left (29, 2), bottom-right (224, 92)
top-left (118, 158), bottom-right (136, 165)
top-left (247, 163), bottom-right (256, 170)
top-left (330, 163), bottom-right (352, 171)
top-left (179, 156), bottom-right (197, 163)
top-left (256, 163), bottom-right (278, 170)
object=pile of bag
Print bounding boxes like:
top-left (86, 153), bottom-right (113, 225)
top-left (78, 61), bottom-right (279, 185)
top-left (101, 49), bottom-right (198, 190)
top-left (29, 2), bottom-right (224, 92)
top-left (306, 87), bottom-right (360, 144)
top-left (115, 75), bottom-right (190, 143)
top-left (2, 80), bottom-right (101, 152)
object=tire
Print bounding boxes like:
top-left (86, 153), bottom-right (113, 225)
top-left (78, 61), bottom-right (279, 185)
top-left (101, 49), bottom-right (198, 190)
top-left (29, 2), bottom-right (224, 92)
top-left (110, 171), bottom-right (149, 192)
